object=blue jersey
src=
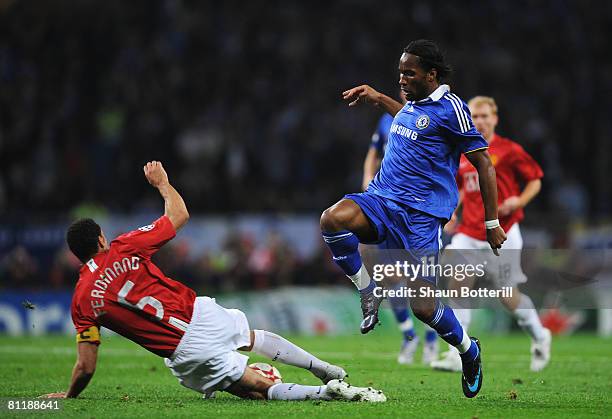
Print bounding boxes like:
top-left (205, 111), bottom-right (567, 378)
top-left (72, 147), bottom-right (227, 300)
top-left (370, 113), bottom-right (394, 154)
top-left (368, 84), bottom-right (487, 220)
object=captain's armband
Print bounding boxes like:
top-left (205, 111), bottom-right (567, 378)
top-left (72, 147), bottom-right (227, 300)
top-left (76, 326), bottom-right (101, 344)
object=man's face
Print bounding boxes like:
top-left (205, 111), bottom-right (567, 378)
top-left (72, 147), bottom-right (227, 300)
top-left (469, 103), bottom-right (498, 140)
top-left (398, 53), bottom-right (435, 101)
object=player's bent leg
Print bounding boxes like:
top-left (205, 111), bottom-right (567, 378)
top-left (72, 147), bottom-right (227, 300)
top-left (432, 278), bottom-right (475, 371)
top-left (267, 378), bottom-right (386, 403)
top-left (320, 199), bottom-right (377, 291)
top-left (320, 199), bottom-right (383, 333)
top-left (410, 290), bottom-right (483, 397)
top-left (225, 366), bottom-right (272, 400)
top-left (227, 366), bottom-right (330, 401)
top-left (500, 289), bottom-right (551, 371)
top-left (431, 309), bottom-right (469, 372)
top-left (243, 330), bottom-right (346, 383)
top-left (227, 368), bottom-right (386, 402)
top-left (431, 233), bottom-right (485, 373)
top-left (320, 199), bottom-right (378, 240)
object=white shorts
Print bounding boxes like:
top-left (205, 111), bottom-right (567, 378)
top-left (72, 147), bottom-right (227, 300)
top-left (445, 223), bottom-right (527, 287)
top-left (164, 296), bottom-right (251, 394)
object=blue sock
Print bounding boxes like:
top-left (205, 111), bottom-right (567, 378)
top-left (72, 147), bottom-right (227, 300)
top-left (395, 308), bottom-right (416, 341)
top-left (389, 296), bottom-right (415, 341)
top-left (461, 339), bottom-right (479, 362)
top-left (359, 281), bottom-right (375, 295)
top-left (425, 329), bottom-right (437, 344)
top-left (427, 302), bottom-right (478, 361)
top-left (322, 230), bottom-right (369, 285)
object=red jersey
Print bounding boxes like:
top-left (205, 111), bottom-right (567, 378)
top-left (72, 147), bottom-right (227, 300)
top-left (456, 134), bottom-right (543, 240)
top-left (71, 216), bottom-right (196, 358)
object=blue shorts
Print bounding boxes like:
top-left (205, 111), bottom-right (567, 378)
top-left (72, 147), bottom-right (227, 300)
top-left (346, 192), bottom-right (444, 284)
top-left (346, 192), bottom-right (443, 251)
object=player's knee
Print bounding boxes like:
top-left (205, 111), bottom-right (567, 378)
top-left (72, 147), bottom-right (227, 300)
top-left (320, 207), bottom-right (336, 231)
top-left (320, 202), bottom-right (353, 232)
top-left (228, 367), bottom-right (273, 400)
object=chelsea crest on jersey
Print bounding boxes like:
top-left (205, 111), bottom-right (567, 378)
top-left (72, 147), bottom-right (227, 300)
top-left (367, 84), bottom-right (488, 220)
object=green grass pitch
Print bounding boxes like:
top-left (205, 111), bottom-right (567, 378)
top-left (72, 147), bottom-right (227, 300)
top-left (1, 333), bottom-right (610, 418)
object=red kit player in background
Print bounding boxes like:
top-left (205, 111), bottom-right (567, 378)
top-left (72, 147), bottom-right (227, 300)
top-left (40, 161), bottom-right (386, 402)
top-left (431, 96), bottom-right (552, 373)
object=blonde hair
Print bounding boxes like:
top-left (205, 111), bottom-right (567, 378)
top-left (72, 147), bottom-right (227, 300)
top-left (468, 96), bottom-right (498, 115)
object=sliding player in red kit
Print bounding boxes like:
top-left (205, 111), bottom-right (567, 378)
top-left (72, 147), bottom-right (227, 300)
top-left (40, 161), bottom-right (386, 403)
top-left (432, 96), bottom-right (552, 373)
top-left (72, 214), bottom-right (195, 357)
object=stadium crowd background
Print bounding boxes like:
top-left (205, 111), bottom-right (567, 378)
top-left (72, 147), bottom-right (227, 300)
top-left (0, 0), bottom-right (610, 292)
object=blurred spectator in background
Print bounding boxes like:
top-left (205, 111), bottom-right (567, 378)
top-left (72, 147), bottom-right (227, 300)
top-left (0, 226), bottom-right (342, 293)
top-left (0, 0), bottom-right (610, 291)
top-left (1, 246), bottom-right (39, 289)
top-left (0, 0), bottom-right (609, 218)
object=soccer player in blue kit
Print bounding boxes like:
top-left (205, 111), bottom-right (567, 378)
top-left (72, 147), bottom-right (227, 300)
top-left (363, 95), bottom-right (439, 366)
top-left (320, 40), bottom-right (507, 398)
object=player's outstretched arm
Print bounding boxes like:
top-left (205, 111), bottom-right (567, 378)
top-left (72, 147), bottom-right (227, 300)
top-left (40, 342), bottom-right (98, 399)
top-left (65, 342), bottom-right (98, 398)
top-left (143, 161), bottom-right (189, 231)
top-left (465, 149), bottom-right (507, 255)
top-left (342, 85), bottom-right (404, 116)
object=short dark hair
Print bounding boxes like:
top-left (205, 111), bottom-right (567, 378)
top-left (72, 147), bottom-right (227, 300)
top-left (66, 218), bottom-right (102, 263)
top-left (404, 39), bottom-right (452, 82)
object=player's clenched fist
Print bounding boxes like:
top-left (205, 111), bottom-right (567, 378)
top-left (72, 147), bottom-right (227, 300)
top-left (487, 226), bottom-right (507, 256)
top-left (143, 161), bottom-right (169, 189)
top-left (342, 84), bottom-right (383, 107)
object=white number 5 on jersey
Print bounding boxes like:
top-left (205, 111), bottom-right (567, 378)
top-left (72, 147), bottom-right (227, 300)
top-left (117, 280), bottom-right (188, 331)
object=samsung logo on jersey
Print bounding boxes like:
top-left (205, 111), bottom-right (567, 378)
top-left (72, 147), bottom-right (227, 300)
top-left (390, 124), bottom-right (418, 141)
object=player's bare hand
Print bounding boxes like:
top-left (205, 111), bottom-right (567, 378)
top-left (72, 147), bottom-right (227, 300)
top-left (499, 196), bottom-right (521, 217)
top-left (143, 161), bottom-right (169, 189)
top-left (39, 392), bottom-right (67, 399)
top-left (342, 85), bottom-right (382, 107)
top-left (486, 226), bottom-right (507, 256)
